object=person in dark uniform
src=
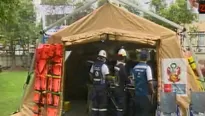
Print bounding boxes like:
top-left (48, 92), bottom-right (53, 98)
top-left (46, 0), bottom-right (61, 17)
top-left (90, 50), bottom-right (110, 116)
top-left (131, 49), bottom-right (155, 116)
top-left (113, 48), bottom-right (130, 116)
top-left (124, 50), bottom-right (139, 116)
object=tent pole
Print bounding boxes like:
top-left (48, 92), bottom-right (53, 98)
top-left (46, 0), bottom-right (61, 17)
top-left (42, 0), bottom-right (98, 33)
top-left (117, 0), bottom-right (205, 89)
top-left (17, 39), bottom-right (40, 111)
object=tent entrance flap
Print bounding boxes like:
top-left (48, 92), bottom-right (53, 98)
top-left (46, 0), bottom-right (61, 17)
top-left (63, 40), bottom-right (157, 115)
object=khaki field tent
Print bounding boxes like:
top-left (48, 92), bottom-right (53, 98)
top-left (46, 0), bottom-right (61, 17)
top-left (14, 3), bottom-right (202, 116)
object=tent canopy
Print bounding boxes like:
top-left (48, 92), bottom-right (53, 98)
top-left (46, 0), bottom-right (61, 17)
top-left (48, 3), bottom-right (175, 45)
top-left (62, 28), bottom-right (159, 46)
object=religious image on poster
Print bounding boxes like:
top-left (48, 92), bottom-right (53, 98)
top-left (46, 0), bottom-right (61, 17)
top-left (162, 58), bottom-right (187, 96)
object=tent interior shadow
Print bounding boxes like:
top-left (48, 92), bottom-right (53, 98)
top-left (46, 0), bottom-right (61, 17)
top-left (63, 40), bottom-right (157, 116)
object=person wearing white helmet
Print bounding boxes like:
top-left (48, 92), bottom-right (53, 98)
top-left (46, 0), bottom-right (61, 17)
top-left (112, 48), bottom-right (130, 116)
top-left (89, 50), bottom-right (110, 116)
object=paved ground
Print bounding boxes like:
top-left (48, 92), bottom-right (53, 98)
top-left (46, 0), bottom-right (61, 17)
top-left (63, 100), bottom-right (116, 116)
top-left (64, 100), bottom-right (88, 116)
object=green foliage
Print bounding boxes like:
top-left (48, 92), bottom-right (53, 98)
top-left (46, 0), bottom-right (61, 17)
top-left (0, 0), bottom-right (20, 25)
top-left (41, 0), bottom-right (72, 5)
top-left (147, 0), bottom-right (197, 30)
top-left (189, 25), bottom-right (198, 39)
top-left (70, 0), bottom-right (94, 23)
top-left (1, 0), bottom-right (41, 43)
top-left (123, 0), bottom-right (140, 15)
top-left (0, 0), bottom-right (41, 68)
top-left (97, 0), bottom-right (107, 7)
top-left (150, 0), bottom-right (167, 13)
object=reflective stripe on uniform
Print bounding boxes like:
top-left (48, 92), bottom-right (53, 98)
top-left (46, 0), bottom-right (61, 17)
top-left (92, 108), bottom-right (99, 111)
top-left (117, 109), bottom-right (123, 112)
top-left (126, 87), bottom-right (135, 90)
top-left (93, 79), bottom-right (101, 81)
top-left (99, 109), bottom-right (107, 111)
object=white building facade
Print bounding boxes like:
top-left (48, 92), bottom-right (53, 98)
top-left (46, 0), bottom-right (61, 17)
top-left (32, 0), bottom-right (85, 29)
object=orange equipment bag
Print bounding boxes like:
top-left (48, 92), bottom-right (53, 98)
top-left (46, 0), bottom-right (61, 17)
top-left (48, 45), bottom-right (55, 58)
top-left (34, 76), bottom-right (41, 91)
top-left (52, 64), bottom-right (62, 76)
top-left (53, 78), bottom-right (61, 92)
top-left (33, 114), bottom-right (39, 116)
top-left (40, 75), bottom-right (47, 91)
top-left (36, 60), bottom-right (47, 74)
top-left (33, 91), bottom-right (41, 103)
top-left (41, 44), bottom-right (51, 59)
top-left (33, 105), bottom-right (39, 113)
top-left (47, 107), bottom-right (58, 116)
top-left (47, 93), bottom-right (53, 105)
top-left (53, 95), bottom-right (60, 106)
top-left (55, 44), bottom-right (63, 57)
top-left (52, 56), bottom-right (62, 63)
top-left (48, 77), bottom-right (53, 91)
top-left (41, 94), bottom-right (46, 104)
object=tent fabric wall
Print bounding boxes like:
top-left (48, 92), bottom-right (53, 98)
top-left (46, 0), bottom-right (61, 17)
top-left (15, 3), bottom-right (202, 116)
top-left (158, 37), bottom-right (200, 113)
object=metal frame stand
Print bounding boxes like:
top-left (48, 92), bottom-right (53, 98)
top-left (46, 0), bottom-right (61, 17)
top-left (156, 92), bottom-right (179, 116)
top-left (188, 92), bottom-right (205, 116)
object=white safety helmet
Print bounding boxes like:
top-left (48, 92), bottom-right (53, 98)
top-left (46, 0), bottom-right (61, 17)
top-left (98, 50), bottom-right (107, 58)
top-left (118, 48), bottom-right (127, 57)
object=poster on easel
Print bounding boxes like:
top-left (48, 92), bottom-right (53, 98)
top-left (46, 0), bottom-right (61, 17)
top-left (162, 58), bottom-right (187, 96)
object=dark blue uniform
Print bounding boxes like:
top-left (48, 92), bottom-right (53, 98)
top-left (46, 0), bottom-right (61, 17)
top-left (131, 62), bottom-right (153, 116)
top-left (113, 62), bottom-right (129, 116)
top-left (90, 61), bottom-right (109, 116)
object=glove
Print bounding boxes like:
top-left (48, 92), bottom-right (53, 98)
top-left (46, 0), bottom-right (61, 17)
top-left (112, 76), bottom-right (116, 80)
top-left (107, 76), bottom-right (116, 80)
